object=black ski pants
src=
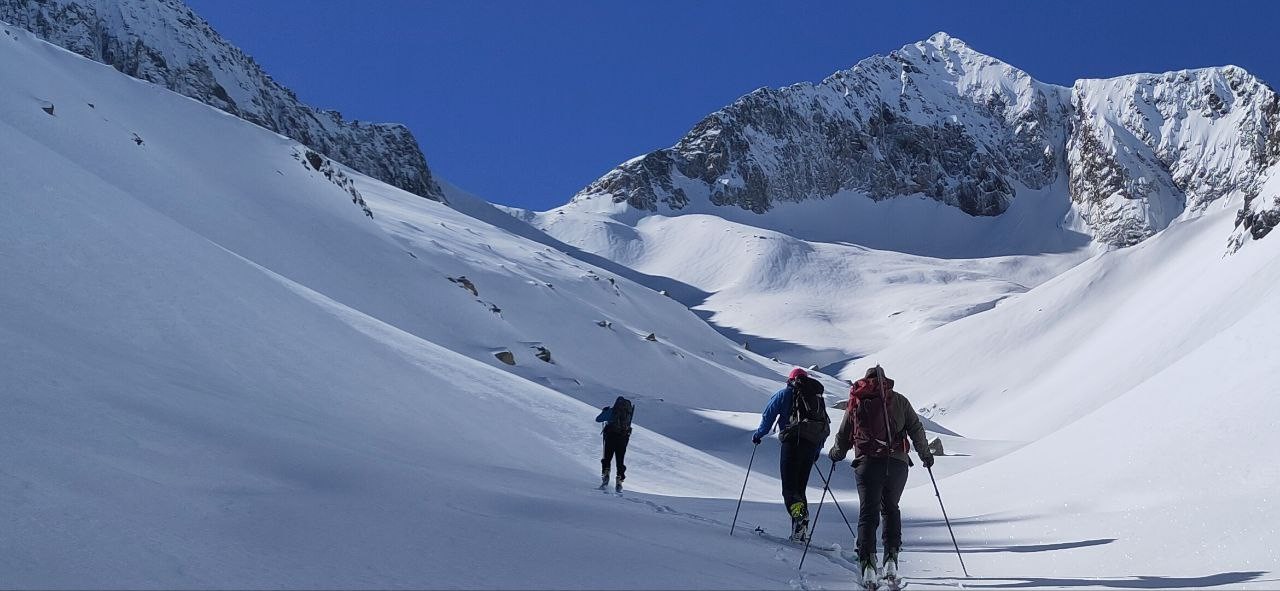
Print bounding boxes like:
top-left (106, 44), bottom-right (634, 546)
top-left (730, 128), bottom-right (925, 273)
top-left (779, 438), bottom-right (819, 519)
top-left (601, 431), bottom-right (629, 479)
top-left (853, 456), bottom-right (910, 559)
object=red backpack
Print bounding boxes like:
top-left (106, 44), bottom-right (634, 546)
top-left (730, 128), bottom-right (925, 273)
top-left (848, 377), bottom-right (908, 457)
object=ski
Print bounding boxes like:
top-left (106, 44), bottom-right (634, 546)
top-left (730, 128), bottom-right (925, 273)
top-left (751, 526), bottom-right (837, 552)
top-left (878, 555), bottom-right (908, 590)
top-left (858, 569), bottom-right (879, 591)
top-left (877, 575), bottom-right (907, 591)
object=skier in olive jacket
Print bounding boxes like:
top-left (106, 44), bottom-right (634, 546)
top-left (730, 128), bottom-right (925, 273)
top-left (827, 366), bottom-right (933, 583)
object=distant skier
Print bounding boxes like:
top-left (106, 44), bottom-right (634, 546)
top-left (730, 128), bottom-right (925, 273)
top-left (752, 368), bottom-right (830, 542)
top-left (827, 366), bottom-right (933, 588)
top-left (596, 396), bottom-right (634, 492)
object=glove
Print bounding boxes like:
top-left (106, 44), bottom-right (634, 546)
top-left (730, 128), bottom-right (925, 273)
top-left (921, 454), bottom-right (935, 469)
top-left (828, 447), bottom-right (847, 462)
top-left (752, 435), bottom-right (762, 445)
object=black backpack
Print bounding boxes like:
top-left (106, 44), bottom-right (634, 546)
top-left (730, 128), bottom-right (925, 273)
top-left (781, 377), bottom-right (830, 445)
top-left (606, 396), bottom-right (634, 435)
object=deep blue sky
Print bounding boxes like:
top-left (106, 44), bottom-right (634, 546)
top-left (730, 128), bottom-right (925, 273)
top-left (185, 1), bottom-right (1279, 210)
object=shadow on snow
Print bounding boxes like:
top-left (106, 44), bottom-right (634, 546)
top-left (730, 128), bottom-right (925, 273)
top-left (911, 571), bottom-right (1268, 589)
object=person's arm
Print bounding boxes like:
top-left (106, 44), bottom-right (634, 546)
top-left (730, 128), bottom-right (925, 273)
top-left (752, 388), bottom-right (788, 442)
top-left (595, 407), bottom-right (612, 423)
top-left (898, 395), bottom-right (932, 465)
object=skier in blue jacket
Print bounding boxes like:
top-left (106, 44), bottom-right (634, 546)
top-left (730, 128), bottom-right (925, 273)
top-left (753, 368), bottom-right (828, 541)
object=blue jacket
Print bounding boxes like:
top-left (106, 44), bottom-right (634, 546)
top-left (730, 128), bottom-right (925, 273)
top-left (754, 384), bottom-right (822, 461)
top-left (753, 386), bottom-right (794, 441)
top-left (595, 407), bottom-right (612, 423)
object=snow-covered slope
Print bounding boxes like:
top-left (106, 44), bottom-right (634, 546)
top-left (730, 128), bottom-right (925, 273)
top-left (0, 22), bottom-right (880, 587)
top-left (837, 202), bottom-right (1280, 584)
top-left (0, 0), bottom-right (445, 201)
top-left (537, 209), bottom-right (1088, 364)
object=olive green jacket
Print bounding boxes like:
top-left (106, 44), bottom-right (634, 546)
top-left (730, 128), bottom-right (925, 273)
top-left (831, 387), bottom-right (932, 466)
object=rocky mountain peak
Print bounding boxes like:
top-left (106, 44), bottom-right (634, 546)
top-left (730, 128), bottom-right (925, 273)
top-left (1069, 65), bottom-right (1279, 246)
top-left (0, 0), bottom-right (445, 202)
top-left (564, 34), bottom-right (1280, 251)
top-left (574, 34), bottom-right (1066, 222)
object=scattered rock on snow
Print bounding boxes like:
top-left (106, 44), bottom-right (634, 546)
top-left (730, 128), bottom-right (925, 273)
top-left (595, 320), bottom-right (612, 328)
top-left (494, 351), bottom-right (515, 365)
top-left (298, 149), bottom-right (375, 217)
top-left (448, 276), bottom-right (478, 296)
top-left (928, 437), bottom-right (946, 456)
top-left (644, 333), bottom-right (657, 342)
top-left (533, 346), bottom-right (552, 363)
top-left (40, 103), bottom-right (54, 115)
top-left (304, 149), bottom-right (324, 171)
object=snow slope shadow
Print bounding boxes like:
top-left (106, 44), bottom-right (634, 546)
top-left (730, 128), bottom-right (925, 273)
top-left (912, 571), bottom-right (1267, 589)
top-left (690, 308), bottom-right (852, 369)
top-left (907, 538), bottom-right (1115, 554)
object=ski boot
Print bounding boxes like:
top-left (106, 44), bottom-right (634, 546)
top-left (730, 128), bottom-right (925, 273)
top-left (615, 472), bottom-right (624, 493)
top-left (788, 502), bottom-right (809, 542)
top-left (881, 549), bottom-right (902, 590)
top-left (600, 468), bottom-right (609, 489)
top-left (789, 517), bottom-right (809, 543)
top-left (856, 554), bottom-right (879, 590)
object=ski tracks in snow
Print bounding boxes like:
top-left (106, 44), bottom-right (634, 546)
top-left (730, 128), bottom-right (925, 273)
top-left (596, 488), bottom-right (867, 586)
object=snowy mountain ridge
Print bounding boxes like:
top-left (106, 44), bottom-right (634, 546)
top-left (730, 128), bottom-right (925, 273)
top-left (559, 33), bottom-right (1280, 250)
top-left (0, 0), bottom-right (446, 201)
top-left (574, 33), bottom-right (1068, 220)
top-left (1071, 66), bottom-right (1280, 246)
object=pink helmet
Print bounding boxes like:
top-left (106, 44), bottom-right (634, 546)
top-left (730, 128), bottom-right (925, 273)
top-left (787, 368), bottom-right (808, 380)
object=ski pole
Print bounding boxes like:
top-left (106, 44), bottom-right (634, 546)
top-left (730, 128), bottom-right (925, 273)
top-left (730, 442), bottom-right (758, 536)
top-left (798, 460), bottom-right (836, 570)
top-left (927, 465), bottom-right (969, 577)
top-left (813, 460), bottom-right (856, 539)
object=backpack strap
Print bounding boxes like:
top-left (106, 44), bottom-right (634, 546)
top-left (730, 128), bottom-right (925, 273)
top-left (794, 380), bottom-right (809, 414)
top-left (877, 378), bottom-right (895, 451)
top-left (848, 395), bottom-right (860, 448)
